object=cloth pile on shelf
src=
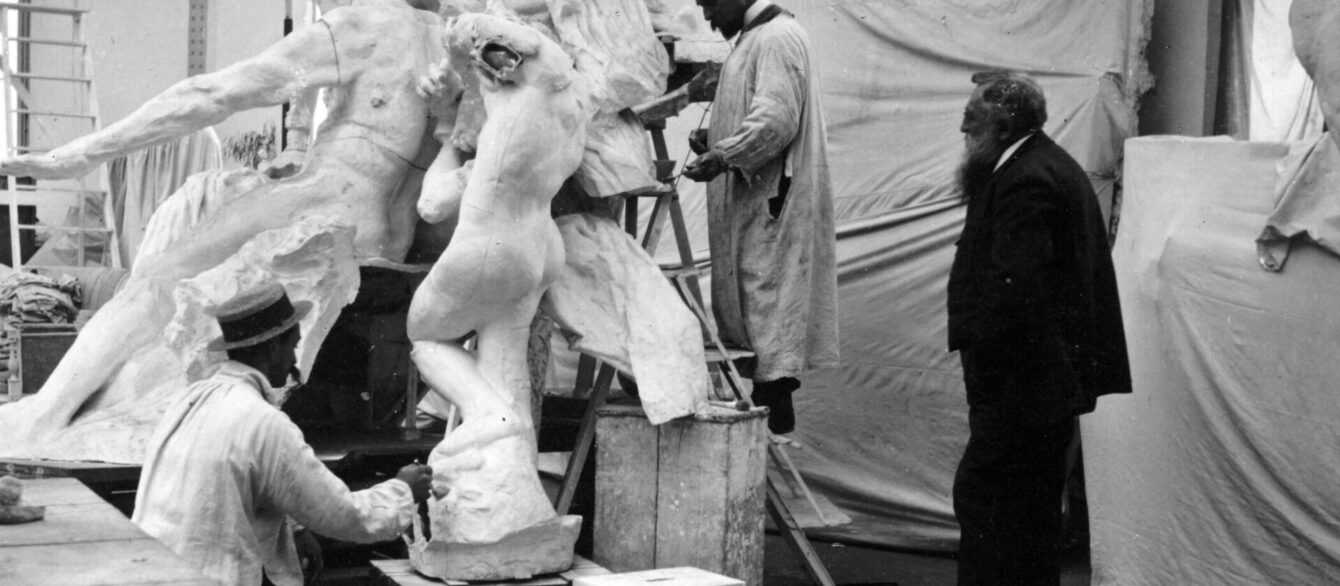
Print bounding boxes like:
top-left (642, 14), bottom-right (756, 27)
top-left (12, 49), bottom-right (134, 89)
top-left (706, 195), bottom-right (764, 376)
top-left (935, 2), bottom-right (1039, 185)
top-left (0, 269), bottom-right (83, 382)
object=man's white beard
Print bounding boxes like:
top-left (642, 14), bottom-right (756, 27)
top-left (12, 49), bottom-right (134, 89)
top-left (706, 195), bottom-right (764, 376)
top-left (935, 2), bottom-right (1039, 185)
top-left (956, 133), bottom-right (1004, 201)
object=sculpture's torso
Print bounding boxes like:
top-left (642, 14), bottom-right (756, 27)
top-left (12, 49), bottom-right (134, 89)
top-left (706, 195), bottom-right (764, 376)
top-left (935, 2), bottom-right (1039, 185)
top-left (411, 15), bottom-right (587, 340)
top-left (297, 2), bottom-right (445, 262)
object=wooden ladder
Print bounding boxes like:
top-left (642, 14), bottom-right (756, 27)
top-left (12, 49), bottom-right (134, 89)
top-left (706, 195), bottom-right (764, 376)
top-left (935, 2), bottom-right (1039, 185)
top-left (554, 116), bottom-right (837, 586)
top-left (0, 0), bottom-right (119, 269)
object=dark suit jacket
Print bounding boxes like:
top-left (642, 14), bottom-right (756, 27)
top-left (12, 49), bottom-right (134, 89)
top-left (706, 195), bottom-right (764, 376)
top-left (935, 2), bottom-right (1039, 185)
top-left (947, 132), bottom-right (1131, 419)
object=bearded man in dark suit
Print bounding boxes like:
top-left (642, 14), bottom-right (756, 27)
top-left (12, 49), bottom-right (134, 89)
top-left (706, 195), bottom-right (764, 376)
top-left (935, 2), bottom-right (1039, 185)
top-left (946, 71), bottom-right (1131, 586)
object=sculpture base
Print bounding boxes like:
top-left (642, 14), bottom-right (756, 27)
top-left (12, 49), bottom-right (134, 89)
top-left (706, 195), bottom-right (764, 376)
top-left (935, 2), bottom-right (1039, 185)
top-left (409, 515), bottom-right (582, 581)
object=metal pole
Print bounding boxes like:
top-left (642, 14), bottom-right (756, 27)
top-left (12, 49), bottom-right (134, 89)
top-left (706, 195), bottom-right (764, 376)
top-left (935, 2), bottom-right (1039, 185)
top-left (2, 6), bottom-right (20, 268)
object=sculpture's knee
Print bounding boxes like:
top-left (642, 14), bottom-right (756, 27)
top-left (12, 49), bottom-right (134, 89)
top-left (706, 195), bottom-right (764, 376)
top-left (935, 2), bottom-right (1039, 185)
top-left (407, 319), bottom-right (433, 343)
top-left (406, 293), bottom-right (441, 342)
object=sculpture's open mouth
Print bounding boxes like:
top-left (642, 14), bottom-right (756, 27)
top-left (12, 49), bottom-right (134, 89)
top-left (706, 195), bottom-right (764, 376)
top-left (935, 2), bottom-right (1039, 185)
top-left (474, 42), bottom-right (523, 85)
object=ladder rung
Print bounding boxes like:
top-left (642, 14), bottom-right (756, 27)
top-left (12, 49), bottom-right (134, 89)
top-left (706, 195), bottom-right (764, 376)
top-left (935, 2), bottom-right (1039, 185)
top-left (1, 187), bottom-right (106, 195)
top-left (662, 264), bottom-right (708, 278)
top-left (705, 346), bottom-right (754, 362)
top-left (13, 109), bottom-right (95, 119)
top-left (8, 73), bottom-right (92, 83)
top-left (7, 36), bottom-right (86, 48)
top-left (0, 2), bottom-right (87, 16)
top-left (20, 226), bottom-right (114, 234)
top-left (613, 184), bottom-right (676, 199)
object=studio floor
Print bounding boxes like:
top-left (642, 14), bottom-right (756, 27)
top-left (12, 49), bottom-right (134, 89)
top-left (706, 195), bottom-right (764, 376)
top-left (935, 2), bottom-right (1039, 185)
top-left (762, 534), bottom-right (1091, 586)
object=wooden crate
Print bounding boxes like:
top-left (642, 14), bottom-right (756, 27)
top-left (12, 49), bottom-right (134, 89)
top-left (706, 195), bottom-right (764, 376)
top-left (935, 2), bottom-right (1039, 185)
top-left (593, 404), bottom-right (767, 586)
top-left (573, 567), bottom-right (744, 586)
top-left (15, 324), bottom-right (78, 394)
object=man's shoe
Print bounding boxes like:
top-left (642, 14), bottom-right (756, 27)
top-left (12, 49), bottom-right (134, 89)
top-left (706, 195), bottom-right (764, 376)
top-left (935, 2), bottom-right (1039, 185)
top-left (751, 377), bottom-right (799, 435)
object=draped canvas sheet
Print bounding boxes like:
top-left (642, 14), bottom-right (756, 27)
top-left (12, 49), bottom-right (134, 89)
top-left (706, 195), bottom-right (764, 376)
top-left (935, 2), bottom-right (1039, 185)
top-left (623, 0), bottom-right (1151, 549)
top-left (1083, 137), bottom-right (1340, 585)
top-left (110, 128), bottom-right (224, 264)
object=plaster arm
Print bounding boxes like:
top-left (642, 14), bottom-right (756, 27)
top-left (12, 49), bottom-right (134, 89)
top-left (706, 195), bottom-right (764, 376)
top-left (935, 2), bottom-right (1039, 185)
top-left (262, 86), bottom-right (323, 179)
top-left (0, 21), bottom-right (342, 179)
top-left (417, 59), bottom-right (470, 228)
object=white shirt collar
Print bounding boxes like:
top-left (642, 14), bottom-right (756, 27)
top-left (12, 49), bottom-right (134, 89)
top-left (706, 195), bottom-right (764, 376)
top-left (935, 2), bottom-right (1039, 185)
top-left (213, 360), bottom-right (273, 398)
top-left (994, 132), bottom-right (1034, 173)
top-left (744, 0), bottom-right (774, 27)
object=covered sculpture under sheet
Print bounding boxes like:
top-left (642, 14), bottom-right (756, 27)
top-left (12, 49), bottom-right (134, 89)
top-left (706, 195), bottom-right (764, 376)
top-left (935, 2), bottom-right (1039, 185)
top-left (1083, 136), bottom-right (1340, 585)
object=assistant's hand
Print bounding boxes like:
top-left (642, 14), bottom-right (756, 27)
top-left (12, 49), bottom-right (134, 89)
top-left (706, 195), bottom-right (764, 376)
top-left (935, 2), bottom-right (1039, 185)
top-left (682, 149), bottom-right (728, 182)
top-left (396, 463), bottom-right (434, 503)
top-left (294, 528), bottom-right (324, 585)
top-left (688, 128), bottom-right (711, 155)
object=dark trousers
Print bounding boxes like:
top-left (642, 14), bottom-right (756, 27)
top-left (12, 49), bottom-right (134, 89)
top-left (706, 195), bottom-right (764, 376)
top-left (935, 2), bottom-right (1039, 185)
top-left (953, 406), bottom-right (1074, 586)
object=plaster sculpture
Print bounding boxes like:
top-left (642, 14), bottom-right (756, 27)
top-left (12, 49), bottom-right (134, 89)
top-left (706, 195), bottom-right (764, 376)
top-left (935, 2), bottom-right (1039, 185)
top-left (406, 13), bottom-right (588, 580)
top-left (0, 0), bottom-right (447, 455)
top-left (1, 6), bottom-right (710, 580)
top-left (432, 0), bottom-right (669, 200)
top-left (1290, 0), bottom-right (1340, 149)
top-left (404, 3), bottom-right (707, 579)
top-left (1255, 1), bottom-right (1340, 271)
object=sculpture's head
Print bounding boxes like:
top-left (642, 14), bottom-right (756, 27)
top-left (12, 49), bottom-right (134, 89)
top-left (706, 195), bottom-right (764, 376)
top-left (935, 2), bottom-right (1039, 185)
top-left (447, 13), bottom-right (574, 93)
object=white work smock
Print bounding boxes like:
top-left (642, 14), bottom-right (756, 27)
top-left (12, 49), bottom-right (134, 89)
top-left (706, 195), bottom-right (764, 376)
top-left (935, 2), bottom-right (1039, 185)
top-left (706, 9), bottom-right (840, 382)
top-left (133, 361), bottom-right (415, 586)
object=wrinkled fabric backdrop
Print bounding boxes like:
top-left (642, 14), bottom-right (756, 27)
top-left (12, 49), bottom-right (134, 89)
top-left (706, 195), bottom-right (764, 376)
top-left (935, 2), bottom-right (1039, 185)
top-left (629, 0), bottom-right (1153, 550)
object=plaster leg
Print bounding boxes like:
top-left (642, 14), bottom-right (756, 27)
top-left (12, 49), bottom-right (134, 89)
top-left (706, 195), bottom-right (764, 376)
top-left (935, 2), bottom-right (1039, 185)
top-left (1, 277), bottom-right (174, 438)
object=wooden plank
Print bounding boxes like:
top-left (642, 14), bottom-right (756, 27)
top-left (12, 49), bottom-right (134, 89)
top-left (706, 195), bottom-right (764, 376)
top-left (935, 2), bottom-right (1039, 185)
top-left (654, 413), bottom-right (731, 573)
top-left (765, 480), bottom-right (835, 586)
top-left (0, 539), bottom-right (213, 585)
top-left (307, 429), bottom-right (443, 463)
top-left (0, 502), bottom-right (141, 547)
top-left (722, 415), bottom-right (767, 586)
top-left (372, 556), bottom-right (609, 585)
top-left (574, 566), bottom-right (743, 586)
top-left (651, 407), bottom-right (766, 585)
top-left (0, 459), bottom-right (141, 486)
top-left (560, 556), bottom-right (612, 579)
top-left (555, 365), bottom-right (614, 515)
top-left (5, 477), bottom-right (104, 506)
top-left (593, 405), bottom-right (659, 572)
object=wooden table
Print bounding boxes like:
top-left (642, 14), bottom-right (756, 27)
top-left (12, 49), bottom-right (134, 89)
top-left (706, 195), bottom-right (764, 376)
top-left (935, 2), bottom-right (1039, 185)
top-left (372, 556), bottom-right (610, 585)
top-left (0, 477), bottom-right (215, 585)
